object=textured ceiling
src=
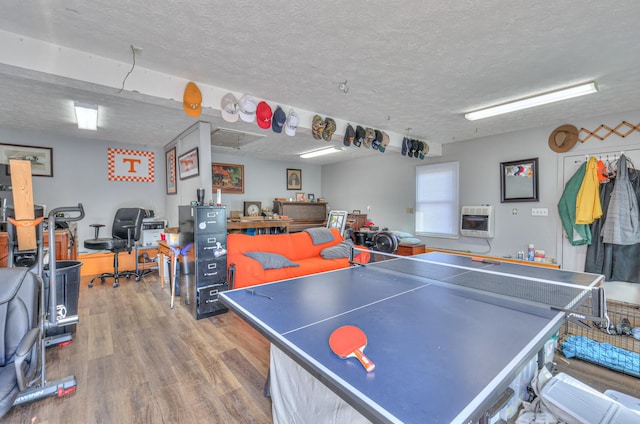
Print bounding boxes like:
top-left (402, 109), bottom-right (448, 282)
top-left (1, 1), bottom-right (640, 165)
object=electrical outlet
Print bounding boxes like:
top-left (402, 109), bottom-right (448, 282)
top-left (531, 208), bottom-right (548, 216)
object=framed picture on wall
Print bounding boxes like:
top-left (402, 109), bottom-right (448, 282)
top-left (500, 157), bottom-right (539, 203)
top-left (0, 143), bottom-right (53, 177)
top-left (178, 148), bottom-right (199, 180)
top-left (287, 168), bottom-right (302, 190)
top-left (165, 147), bottom-right (177, 194)
top-left (212, 162), bottom-right (244, 194)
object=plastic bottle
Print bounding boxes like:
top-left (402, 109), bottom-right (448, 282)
top-left (527, 244), bottom-right (535, 261)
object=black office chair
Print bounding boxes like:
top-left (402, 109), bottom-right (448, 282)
top-left (84, 207), bottom-right (144, 288)
top-left (0, 268), bottom-right (40, 418)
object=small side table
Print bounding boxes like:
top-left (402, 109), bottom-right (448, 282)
top-left (396, 243), bottom-right (426, 256)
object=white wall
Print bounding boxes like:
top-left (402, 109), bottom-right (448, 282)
top-left (209, 151), bottom-right (323, 215)
top-left (163, 122), bottom-right (213, 228)
top-left (4, 107), bottom-right (640, 268)
top-left (323, 109), bottom-right (640, 267)
top-left (0, 127), bottom-right (165, 250)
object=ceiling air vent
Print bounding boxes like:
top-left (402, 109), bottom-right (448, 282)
top-left (210, 128), bottom-right (265, 150)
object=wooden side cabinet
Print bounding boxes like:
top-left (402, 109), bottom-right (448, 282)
top-left (396, 244), bottom-right (426, 256)
top-left (272, 201), bottom-right (327, 232)
top-left (0, 228), bottom-right (77, 267)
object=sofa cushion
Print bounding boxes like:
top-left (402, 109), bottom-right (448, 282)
top-left (244, 252), bottom-right (300, 270)
top-left (321, 239), bottom-right (354, 259)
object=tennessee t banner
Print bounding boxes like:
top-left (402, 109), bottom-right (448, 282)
top-left (107, 148), bottom-right (155, 182)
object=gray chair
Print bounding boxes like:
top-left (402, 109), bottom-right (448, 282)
top-left (84, 208), bottom-right (144, 288)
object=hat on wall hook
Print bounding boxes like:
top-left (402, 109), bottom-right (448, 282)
top-left (338, 80), bottom-right (349, 93)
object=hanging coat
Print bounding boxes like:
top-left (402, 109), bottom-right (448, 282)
top-left (586, 167), bottom-right (640, 282)
top-left (558, 162), bottom-right (591, 245)
top-left (575, 156), bottom-right (603, 224)
top-left (601, 154), bottom-right (640, 245)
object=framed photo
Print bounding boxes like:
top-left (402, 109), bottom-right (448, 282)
top-left (352, 209), bottom-right (361, 214)
top-left (178, 148), bottom-right (199, 180)
top-left (307, 193), bottom-right (315, 202)
top-left (0, 143), bottom-right (53, 177)
top-left (212, 163), bottom-right (244, 194)
top-left (295, 192), bottom-right (305, 202)
top-left (500, 157), bottom-right (539, 203)
top-left (165, 147), bottom-right (177, 194)
top-left (287, 168), bottom-right (302, 190)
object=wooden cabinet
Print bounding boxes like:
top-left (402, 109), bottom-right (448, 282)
top-left (0, 228), bottom-right (77, 267)
top-left (346, 213), bottom-right (367, 231)
top-left (272, 201), bottom-right (327, 232)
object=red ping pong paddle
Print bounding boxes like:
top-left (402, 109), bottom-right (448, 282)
top-left (329, 325), bottom-right (375, 372)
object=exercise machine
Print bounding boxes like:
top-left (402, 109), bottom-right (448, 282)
top-left (8, 204), bottom-right (85, 409)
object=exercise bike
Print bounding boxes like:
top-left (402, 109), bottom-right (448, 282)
top-left (5, 204), bottom-right (85, 409)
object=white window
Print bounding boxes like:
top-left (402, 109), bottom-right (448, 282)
top-left (415, 161), bottom-right (459, 238)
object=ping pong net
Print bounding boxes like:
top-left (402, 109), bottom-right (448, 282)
top-left (350, 248), bottom-right (608, 325)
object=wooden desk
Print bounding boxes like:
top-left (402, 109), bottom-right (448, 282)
top-left (227, 219), bottom-right (291, 234)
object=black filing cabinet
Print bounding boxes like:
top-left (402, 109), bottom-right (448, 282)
top-left (178, 205), bottom-right (228, 319)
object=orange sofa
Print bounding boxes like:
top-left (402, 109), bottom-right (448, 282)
top-left (227, 228), bottom-right (368, 288)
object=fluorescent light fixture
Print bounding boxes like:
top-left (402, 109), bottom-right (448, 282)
top-left (464, 81), bottom-right (598, 121)
top-left (74, 102), bottom-right (99, 130)
top-left (300, 146), bottom-right (343, 159)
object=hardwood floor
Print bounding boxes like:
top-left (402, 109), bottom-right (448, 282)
top-left (4, 271), bottom-right (638, 423)
top-left (4, 272), bottom-right (272, 424)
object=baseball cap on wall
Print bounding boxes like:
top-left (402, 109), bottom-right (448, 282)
top-left (343, 124), bottom-right (355, 146)
top-left (378, 131), bottom-right (390, 152)
top-left (272, 106), bottom-right (286, 133)
top-left (183, 82), bottom-right (202, 117)
top-left (238, 94), bottom-right (258, 122)
top-left (354, 125), bottom-right (366, 147)
top-left (220, 92), bottom-right (240, 122)
top-left (256, 101), bottom-right (273, 129)
top-left (285, 110), bottom-right (299, 136)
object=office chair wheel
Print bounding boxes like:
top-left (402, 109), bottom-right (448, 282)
top-left (113, 281), bottom-right (119, 288)
top-left (89, 281), bottom-right (94, 288)
top-left (135, 276), bottom-right (141, 282)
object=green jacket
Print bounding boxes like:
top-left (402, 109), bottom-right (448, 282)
top-left (558, 162), bottom-right (592, 245)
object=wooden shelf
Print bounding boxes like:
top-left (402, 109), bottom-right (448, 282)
top-left (227, 219), bottom-right (291, 234)
top-left (424, 248), bottom-right (560, 269)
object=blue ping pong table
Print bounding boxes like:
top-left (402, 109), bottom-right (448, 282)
top-left (220, 251), bottom-right (604, 423)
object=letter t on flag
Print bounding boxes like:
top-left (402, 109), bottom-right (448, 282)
top-left (107, 148), bottom-right (155, 182)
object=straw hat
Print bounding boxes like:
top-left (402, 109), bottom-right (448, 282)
top-left (548, 124), bottom-right (579, 153)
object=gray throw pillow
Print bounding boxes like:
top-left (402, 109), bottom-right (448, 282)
top-left (398, 237), bottom-right (423, 246)
top-left (320, 239), bottom-right (354, 259)
top-left (244, 251), bottom-right (300, 269)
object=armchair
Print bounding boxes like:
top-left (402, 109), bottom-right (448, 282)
top-left (84, 207), bottom-right (144, 288)
top-left (0, 268), bottom-right (40, 418)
